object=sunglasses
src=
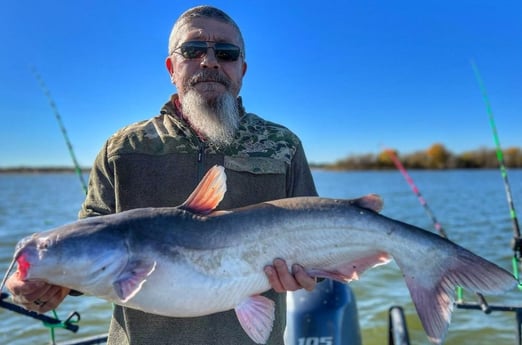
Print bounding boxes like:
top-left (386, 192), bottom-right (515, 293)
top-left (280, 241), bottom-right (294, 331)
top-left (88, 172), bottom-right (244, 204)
top-left (174, 41), bottom-right (242, 62)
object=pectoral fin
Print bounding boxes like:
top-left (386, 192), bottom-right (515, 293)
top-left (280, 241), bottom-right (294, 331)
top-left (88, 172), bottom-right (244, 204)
top-left (113, 259), bottom-right (157, 302)
top-left (235, 295), bottom-right (275, 344)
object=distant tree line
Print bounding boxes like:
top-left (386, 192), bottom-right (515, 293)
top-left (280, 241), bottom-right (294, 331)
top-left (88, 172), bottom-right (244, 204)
top-left (2, 144), bottom-right (521, 172)
top-left (312, 144), bottom-right (522, 170)
top-left (0, 166), bottom-right (91, 174)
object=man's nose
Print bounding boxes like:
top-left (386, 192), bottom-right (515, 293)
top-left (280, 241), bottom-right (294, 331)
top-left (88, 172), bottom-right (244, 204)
top-left (200, 47), bottom-right (220, 69)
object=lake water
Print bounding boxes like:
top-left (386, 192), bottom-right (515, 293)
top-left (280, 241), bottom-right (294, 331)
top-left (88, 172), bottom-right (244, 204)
top-left (1, 169), bottom-right (521, 345)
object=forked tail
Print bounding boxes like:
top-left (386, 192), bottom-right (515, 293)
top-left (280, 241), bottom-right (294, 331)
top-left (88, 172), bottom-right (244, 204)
top-left (396, 246), bottom-right (516, 344)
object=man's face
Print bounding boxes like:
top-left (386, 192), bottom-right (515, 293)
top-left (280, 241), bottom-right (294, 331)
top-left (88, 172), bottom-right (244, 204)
top-left (166, 17), bottom-right (247, 103)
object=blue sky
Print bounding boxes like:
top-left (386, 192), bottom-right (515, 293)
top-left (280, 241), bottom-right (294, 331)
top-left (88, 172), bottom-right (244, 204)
top-left (1, 0), bottom-right (520, 167)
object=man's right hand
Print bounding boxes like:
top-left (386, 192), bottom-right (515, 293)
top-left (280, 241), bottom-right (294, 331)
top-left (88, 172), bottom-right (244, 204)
top-left (5, 271), bottom-right (70, 314)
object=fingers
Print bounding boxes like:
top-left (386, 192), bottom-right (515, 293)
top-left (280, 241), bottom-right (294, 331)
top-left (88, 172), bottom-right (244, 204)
top-left (5, 271), bottom-right (70, 313)
top-left (264, 259), bottom-right (286, 293)
top-left (264, 259), bottom-right (316, 293)
top-left (8, 276), bottom-right (50, 302)
top-left (27, 284), bottom-right (70, 313)
top-left (292, 264), bottom-right (317, 291)
top-left (14, 284), bottom-right (70, 313)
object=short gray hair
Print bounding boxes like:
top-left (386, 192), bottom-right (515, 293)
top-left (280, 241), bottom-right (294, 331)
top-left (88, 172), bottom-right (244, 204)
top-left (168, 6), bottom-right (245, 57)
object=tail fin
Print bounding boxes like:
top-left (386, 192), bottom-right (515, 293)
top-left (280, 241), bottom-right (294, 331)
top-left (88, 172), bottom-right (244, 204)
top-left (396, 246), bottom-right (516, 345)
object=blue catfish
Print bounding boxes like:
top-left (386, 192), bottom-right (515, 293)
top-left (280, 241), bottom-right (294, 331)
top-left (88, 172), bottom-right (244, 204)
top-left (1, 165), bottom-right (516, 344)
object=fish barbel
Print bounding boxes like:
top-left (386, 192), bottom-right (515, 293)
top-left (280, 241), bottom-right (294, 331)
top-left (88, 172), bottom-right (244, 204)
top-left (0, 165), bottom-right (516, 344)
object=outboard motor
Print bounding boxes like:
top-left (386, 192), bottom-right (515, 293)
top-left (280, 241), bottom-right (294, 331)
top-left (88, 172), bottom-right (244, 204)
top-left (286, 279), bottom-right (362, 345)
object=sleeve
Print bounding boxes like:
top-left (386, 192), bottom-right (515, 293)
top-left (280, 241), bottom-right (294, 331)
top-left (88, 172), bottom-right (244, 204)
top-left (286, 141), bottom-right (318, 197)
top-left (78, 141), bottom-right (116, 219)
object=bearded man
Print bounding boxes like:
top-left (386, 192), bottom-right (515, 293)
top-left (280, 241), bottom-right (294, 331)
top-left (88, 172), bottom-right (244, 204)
top-left (6, 5), bottom-right (318, 345)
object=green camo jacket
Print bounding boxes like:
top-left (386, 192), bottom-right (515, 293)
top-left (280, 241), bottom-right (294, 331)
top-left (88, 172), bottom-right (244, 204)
top-left (78, 95), bottom-right (317, 345)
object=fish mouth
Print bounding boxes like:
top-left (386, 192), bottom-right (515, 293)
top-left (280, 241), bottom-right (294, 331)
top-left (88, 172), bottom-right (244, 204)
top-left (12, 235), bottom-right (41, 281)
top-left (16, 253), bottom-right (31, 280)
top-left (0, 243), bottom-right (33, 291)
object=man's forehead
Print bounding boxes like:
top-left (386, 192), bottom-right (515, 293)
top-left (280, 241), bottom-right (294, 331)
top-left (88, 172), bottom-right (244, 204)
top-left (175, 18), bottom-right (240, 44)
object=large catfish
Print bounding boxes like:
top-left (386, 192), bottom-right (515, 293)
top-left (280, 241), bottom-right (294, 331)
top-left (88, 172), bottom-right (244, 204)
top-left (1, 165), bottom-right (516, 344)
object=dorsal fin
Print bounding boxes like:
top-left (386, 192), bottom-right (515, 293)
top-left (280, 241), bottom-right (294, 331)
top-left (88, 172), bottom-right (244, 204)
top-left (179, 165), bottom-right (227, 215)
top-left (351, 194), bottom-right (383, 213)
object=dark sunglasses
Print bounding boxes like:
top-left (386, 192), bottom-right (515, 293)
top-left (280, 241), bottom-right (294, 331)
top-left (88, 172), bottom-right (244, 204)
top-left (174, 41), bottom-right (242, 62)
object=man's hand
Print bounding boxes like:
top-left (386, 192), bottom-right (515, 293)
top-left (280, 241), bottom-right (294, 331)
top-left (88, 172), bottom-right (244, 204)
top-left (264, 258), bottom-right (316, 293)
top-left (5, 271), bottom-right (70, 314)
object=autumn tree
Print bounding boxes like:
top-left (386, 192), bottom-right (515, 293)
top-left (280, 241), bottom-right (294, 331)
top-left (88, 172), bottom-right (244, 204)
top-left (376, 150), bottom-right (396, 168)
top-left (504, 147), bottom-right (522, 167)
top-left (309, 144), bottom-right (522, 170)
top-left (426, 143), bottom-right (451, 169)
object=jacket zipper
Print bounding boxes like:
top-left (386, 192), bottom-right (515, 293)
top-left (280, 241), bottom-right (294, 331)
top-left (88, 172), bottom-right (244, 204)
top-left (197, 142), bottom-right (206, 181)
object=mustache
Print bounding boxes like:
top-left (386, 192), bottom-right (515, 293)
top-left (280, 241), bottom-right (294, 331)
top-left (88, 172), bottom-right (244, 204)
top-left (187, 70), bottom-right (231, 88)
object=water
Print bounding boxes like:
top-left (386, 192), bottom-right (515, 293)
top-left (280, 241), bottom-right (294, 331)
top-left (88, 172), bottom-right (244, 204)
top-left (0, 170), bottom-right (521, 345)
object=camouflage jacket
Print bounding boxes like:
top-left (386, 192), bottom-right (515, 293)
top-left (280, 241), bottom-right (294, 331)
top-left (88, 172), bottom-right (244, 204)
top-left (79, 95), bottom-right (317, 345)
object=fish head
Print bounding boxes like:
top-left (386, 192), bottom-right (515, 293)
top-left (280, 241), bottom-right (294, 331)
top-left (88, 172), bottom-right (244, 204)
top-left (14, 218), bottom-right (128, 293)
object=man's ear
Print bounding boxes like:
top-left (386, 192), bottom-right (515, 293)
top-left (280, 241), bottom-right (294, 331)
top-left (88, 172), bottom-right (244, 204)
top-left (166, 57), bottom-right (175, 84)
top-left (242, 61), bottom-right (247, 77)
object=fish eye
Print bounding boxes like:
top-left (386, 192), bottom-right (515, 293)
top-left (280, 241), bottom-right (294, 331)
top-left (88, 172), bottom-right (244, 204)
top-left (37, 238), bottom-right (51, 250)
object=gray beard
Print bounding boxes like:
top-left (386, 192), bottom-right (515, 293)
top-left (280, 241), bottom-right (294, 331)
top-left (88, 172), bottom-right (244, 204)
top-left (181, 90), bottom-right (239, 148)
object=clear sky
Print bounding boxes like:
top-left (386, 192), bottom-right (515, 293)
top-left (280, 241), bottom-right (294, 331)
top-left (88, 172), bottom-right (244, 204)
top-left (1, 0), bottom-right (520, 167)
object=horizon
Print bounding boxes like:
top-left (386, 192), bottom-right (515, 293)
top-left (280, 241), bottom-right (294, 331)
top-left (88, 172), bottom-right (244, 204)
top-left (1, 143), bottom-right (520, 169)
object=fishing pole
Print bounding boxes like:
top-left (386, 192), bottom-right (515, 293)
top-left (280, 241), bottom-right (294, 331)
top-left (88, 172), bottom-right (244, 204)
top-left (6, 67), bottom-right (90, 344)
top-left (384, 148), bottom-right (491, 312)
top-left (470, 60), bottom-right (522, 263)
top-left (0, 293), bottom-right (79, 333)
top-left (31, 66), bottom-right (88, 195)
top-left (385, 93), bottom-right (522, 340)
top-left (383, 148), bottom-right (447, 238)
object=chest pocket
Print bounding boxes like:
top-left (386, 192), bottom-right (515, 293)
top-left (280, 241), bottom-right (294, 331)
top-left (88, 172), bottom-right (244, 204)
top-left (221, 156), bottom-right (288, 208)
top-left (224, 156), bottom-right (286, 174)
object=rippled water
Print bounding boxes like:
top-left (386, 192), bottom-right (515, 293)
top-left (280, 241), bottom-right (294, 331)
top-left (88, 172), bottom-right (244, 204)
top-left (0, 170), bottom-right (521, 344)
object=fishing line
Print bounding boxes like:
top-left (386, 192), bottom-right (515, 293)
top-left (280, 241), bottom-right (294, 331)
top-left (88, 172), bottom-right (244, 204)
top-left (383, 148), bottom-right (447, 237)
top-left (383, 148), bottom-right (491, 311)
top-left (31, 66), bottom-right (88, 195)
top-left (9, 67), bottom-right (89, 344)
top-left (470, 61), bottom-right (522, 266)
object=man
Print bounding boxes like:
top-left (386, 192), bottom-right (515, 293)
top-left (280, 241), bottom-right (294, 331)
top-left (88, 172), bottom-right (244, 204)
top-left (6, 5), bottom-right (318, 344)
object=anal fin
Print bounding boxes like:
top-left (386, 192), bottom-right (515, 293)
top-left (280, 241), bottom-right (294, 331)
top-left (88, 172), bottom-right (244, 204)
top-left (308, 251), bottom-right (391, 282)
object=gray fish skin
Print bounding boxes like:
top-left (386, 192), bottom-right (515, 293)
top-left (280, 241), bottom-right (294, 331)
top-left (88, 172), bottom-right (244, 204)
top-left (1, 166), bottom-right (516, 345)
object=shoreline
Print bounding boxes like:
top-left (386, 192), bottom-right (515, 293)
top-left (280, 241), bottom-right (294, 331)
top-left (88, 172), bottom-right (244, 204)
top-left (1, 166), bottom-right (519, 174)
top-left (0, 167), bottom-right (91, 174)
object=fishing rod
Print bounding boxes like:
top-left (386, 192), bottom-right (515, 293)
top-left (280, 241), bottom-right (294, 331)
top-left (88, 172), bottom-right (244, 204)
top-left (383, 148), bottom-right (491, 312)
top-left (31, 66), bottom-right (88, 195)
top-left (471, 61), bottom-right (522, 264)
top-left (0, 68), bottom-right (91, 343)
top-left (384, 148), bottom-right (447, 238)
top-left (385, 61), bottom-right (522, 343)
top-left (0, 292), bottom-right (79, 333)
